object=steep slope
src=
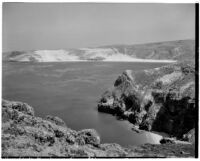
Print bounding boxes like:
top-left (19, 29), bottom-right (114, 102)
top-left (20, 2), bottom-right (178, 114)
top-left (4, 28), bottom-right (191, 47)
top-left (98, 61), bottom-right (196, 141)
top-left (3, 39), bottom-right (194, 62)
top-left (2, 99), bottom-right (195, 157)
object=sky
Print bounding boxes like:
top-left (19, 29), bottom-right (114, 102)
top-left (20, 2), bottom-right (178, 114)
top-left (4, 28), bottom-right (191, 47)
top-left (3, 3), bottom-right (195, 52)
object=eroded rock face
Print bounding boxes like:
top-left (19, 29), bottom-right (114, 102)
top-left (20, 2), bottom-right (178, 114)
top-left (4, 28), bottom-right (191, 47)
top-left (98, 62), bottom-right (195, 139)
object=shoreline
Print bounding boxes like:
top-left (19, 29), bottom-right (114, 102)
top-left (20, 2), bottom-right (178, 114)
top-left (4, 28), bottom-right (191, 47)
top-left (6, 59), bottom-right (177, 63)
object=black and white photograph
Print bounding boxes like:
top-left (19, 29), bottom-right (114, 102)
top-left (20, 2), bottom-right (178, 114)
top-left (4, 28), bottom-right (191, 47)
top-left (1, 1), bottom-right (198, 158)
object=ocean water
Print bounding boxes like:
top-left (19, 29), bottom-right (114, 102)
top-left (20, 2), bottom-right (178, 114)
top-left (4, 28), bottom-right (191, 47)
top-left (2, 61), bottom-right (169, 146)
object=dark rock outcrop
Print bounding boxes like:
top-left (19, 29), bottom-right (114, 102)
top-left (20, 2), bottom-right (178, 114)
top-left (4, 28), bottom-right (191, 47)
top-left (160, 137), bottom-right (176, 144)
top-left (98, 62), bottom-right (196, 139)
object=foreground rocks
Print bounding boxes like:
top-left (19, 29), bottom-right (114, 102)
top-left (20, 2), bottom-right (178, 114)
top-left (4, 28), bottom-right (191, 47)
top-left (2, 99), bottom-right (195, 157)
top-left (2, 99), bottom-right (127, 157)
top-left (98, 62), bottom-right (196, 141)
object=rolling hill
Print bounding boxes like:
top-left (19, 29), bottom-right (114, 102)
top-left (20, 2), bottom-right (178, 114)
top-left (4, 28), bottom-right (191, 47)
top-left (3, 39), bottom-right (195, 62)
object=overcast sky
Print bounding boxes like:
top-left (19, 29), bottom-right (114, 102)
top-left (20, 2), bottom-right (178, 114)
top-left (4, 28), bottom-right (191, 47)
top-left (3, 3), bottom-right (195, 52)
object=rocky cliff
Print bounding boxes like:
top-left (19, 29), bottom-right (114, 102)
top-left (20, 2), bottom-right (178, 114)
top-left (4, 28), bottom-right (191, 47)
top-left (98, 61), bottom-right (196, 141)
top-left (2, 99), bottom-right (195, 157)
top-left (3, 39), bottom-right (194, 62)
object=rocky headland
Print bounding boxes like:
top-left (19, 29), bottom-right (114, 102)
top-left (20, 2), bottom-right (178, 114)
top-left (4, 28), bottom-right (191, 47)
top-left (2, 99), bottom-right (195, 157)
top-left (98, 61), bottom-right (196, 144)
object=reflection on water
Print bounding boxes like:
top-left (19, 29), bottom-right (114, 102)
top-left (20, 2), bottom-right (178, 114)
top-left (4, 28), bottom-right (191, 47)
top-left (3, 61), bottom-right (169, 146)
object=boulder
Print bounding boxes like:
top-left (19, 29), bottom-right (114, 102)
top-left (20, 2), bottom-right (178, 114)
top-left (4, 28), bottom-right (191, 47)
top-left (160, 137), bottom-right (176, 144)
top-left (76, 129), bottom-right (100, 147)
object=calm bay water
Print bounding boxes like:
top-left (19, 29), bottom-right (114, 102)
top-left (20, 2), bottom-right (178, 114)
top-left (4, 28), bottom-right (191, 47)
top-left (3, 61), bottom-right (169, 146)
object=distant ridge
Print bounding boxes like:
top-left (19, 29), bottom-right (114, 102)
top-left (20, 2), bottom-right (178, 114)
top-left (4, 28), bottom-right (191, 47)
top-left (3, 39), bottom-right (195, 62)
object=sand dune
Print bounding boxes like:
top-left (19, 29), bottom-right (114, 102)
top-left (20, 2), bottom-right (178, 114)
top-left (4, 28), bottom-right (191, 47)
top-left (6, 49), bottom-right (177, 63)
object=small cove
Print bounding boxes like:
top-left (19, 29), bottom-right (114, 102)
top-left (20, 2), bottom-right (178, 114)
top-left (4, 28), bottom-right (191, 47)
top-left (3, 61), bottom-right (171, 146)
